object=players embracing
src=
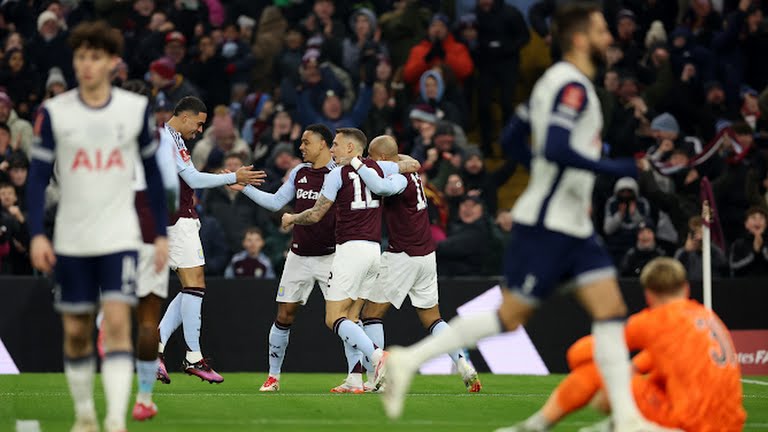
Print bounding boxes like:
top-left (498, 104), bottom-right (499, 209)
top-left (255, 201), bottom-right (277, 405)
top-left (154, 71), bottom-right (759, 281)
top-left (282, 128), bottom-right (420, 392)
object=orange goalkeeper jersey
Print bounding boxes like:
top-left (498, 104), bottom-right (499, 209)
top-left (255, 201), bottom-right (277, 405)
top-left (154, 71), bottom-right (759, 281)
top-left (569, 299), bottom-right (746, 431)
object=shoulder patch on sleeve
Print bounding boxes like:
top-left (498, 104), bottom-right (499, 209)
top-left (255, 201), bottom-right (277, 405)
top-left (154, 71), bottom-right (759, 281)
top-left (561, 84), bottom-right (585, 110)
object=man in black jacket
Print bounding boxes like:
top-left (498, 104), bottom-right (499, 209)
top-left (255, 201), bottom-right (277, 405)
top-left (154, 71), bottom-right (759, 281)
top-left (619, 220), bottom-right (666, 277)
top-left (730, 206), bottom-right (768, 277)
top-left (475, 0), bottom-right (529, 155)
top-left (437, 195), bottom-right (491, 276)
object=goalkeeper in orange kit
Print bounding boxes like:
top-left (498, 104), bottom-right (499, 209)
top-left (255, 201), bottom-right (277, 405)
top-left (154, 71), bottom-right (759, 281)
top-left (500, 257), bottom-right (746, 432)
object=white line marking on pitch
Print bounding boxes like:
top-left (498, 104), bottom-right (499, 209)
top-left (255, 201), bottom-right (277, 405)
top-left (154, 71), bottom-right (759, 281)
top-left (15, 420), bottom-right (41, 432)
top-left (742, 378), bottom-right (768, 386)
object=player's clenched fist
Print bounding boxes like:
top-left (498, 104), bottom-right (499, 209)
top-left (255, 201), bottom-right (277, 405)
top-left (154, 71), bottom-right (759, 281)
top-left (30, 235), bottom-right (56, 274)
top-left (235, 166), bottom-right (267, 187)
top-left (281, 213), bottom-right (296, 230)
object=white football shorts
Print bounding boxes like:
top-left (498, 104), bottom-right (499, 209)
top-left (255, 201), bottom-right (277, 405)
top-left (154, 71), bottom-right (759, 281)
top-left (275, 251), bottom-right (334, 305)
top-left (167, 217), bottom-right (205, 270)
top-left (326, 241), bottom-right (380, 301)
top-left (136, 242), bottom-right (170, 299)
top-left (368, 251), bottom-right (438, 309)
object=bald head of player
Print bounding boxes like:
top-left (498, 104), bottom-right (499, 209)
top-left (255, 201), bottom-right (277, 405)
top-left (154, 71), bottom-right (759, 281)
top-left (301, 123), bottom-right (334, 168)
top-left (639, 257), bottom-right (690, 308)
top-left (167, 96), bottom-right (208, 141)
top-left (367, 135), bottom-right (399, 162)
top-left (331, 127), bottom-right (367, 163)
top-left (553, 2), bottom-right (613, 79)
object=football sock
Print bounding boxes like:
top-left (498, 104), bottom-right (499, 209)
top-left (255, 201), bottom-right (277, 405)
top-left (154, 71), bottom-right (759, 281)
top-left (158, 293), bottom-right (183, 347)
top-left (135, 359), bottom-right (159, 405)
top-left (406, 311), bottom-right (502, 366)
top-left (333, 318), bottom-right (376, 364)
top-left (592, 319), bottom-right (642, 421)
top-left (343, 338), bottom-right (363, 374)
top-left (180, 288), bottom-right (204, 355)
top-left (428, 319), bottom-right (465, 365)
top-left (102, 351), bottom-right (133, 430)
top-left (362, 318), bottom-right (384, 350)
top-left (64, 355), bottom-right (96, 420)
top-left (268, 321), bottom-right (291, 378)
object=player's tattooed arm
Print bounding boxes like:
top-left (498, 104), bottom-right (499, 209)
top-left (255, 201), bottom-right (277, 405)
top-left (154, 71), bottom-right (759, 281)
top-left (283, 195), bottom-right (334, 228)
top-left (396, 154), bottom-right (421, 173)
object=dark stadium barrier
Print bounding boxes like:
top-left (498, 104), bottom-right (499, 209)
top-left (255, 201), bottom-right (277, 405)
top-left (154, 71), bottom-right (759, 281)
top-left (1, 276), bottom-right (766, 374)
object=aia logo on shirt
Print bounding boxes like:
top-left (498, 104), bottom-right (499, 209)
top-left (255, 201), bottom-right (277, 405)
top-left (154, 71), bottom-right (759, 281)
top-left (71, 148), bottom-right (125, 171)
top-left (562, 84), bottom-right (585, 110)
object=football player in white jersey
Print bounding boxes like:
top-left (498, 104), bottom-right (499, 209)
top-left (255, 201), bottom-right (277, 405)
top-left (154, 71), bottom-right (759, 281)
top-left (27, 21), bottom-right (170, 432)
top-left (382, 5), bottom-right (679, 432)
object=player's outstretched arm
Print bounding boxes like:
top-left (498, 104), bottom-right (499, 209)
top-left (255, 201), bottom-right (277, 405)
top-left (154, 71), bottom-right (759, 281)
top-left (234, 164), bottom-right (302, 212)
top-left (179, 163), bottom-right (266, 189)
top-left (283, 195), bottom-right (334, 228)
top-left (351, 159), bottom-right (407, 197)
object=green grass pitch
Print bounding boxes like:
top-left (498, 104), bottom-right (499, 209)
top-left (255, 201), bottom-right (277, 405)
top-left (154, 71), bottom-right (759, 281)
top-left (2, 373), bottom-right (767, 431)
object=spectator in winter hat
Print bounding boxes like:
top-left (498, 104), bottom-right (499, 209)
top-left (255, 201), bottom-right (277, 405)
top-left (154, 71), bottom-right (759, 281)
top-left (650, 113), bottom-right (680, 141)
top-left (148, 56), bottom-right (200, 107)
top-left (27, 9), bottom-right (73, 91)
top-left (45, 66), bottom-right (67, 97)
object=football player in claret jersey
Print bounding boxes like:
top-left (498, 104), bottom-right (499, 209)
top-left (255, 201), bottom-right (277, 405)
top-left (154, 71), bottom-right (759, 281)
top-left (26, 21), bottom-right (170, 432)
top-left (507, 258), bottom-right (745, 432)
top-left (341, 135), bottom-right (481, 393)
top-left (282, 128), bottom-right (420, 392)
top-left (382, 5), bottom-right (679, 432)
top-left (155, 96), bottom-right (265, 384)
top-left (227, 123), bottom-right (344, 392)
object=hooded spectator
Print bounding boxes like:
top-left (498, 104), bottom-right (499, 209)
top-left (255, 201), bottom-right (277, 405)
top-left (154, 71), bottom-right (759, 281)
top-left (416, 70), bottom-right (462, 127)
top-left (403, 13), bottom-right (474, 86)
top-left (603, 177), bottom-right (653, 262)
top-left (342, 8), bottom-right (388, 84)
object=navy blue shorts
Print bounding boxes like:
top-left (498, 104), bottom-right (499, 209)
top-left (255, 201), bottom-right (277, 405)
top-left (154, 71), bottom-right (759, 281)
top-left (503, 224), bottom-right (615, 304)
top-left (54, 250), bottom-right (138, 314)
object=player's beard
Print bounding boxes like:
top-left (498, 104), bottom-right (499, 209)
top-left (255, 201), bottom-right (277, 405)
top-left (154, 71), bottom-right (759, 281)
top-left (589, 43), bottom-right (607, 70)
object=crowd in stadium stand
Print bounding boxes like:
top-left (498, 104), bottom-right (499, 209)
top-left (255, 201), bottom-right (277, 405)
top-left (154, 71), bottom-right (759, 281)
top-left (1, 0), bottom-right (768, 279)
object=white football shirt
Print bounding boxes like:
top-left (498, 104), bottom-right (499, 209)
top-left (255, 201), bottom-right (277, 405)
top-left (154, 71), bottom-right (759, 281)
top-left (512, 61), bottom-right (604, 238)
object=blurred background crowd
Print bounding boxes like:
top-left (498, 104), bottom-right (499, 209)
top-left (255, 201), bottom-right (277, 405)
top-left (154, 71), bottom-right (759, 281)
top-left (1, 0), bottom-right (768, 280)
